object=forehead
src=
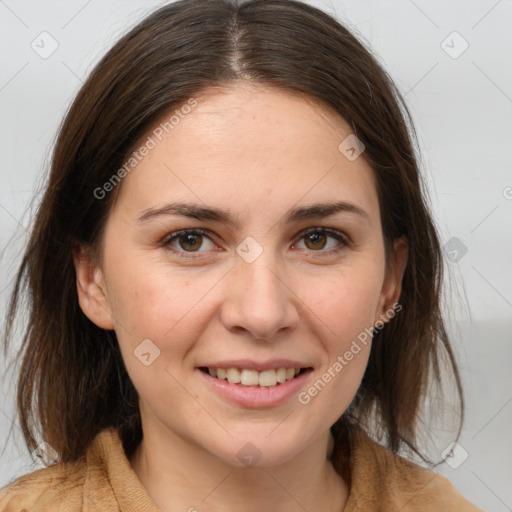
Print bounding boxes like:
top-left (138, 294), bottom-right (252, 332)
top-left (112, 83), bottom-right (379, 226)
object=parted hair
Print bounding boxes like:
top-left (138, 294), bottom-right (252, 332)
top-left (2, 0), bottom-right (463, 464)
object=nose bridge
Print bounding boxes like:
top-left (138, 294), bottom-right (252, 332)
top-left (221, 241), bottom-right (298, 340)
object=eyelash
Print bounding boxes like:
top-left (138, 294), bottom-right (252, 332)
top-left (160, 227), bottom-right (349, 260)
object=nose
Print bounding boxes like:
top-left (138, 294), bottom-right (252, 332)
top-left (219, 251), bottom-right (300, 341)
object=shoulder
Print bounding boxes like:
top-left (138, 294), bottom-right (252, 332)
top-left (0, 460), bottom-right (86, 512)
top-left (381, 450), bottom-right (483, 511)
top-left (341, 428), bottom-right (484, 511)
top-left (0, 427), bottom-right (133, 512)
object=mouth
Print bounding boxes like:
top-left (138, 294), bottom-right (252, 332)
top-left (198, 366), bottom-right (313, 388)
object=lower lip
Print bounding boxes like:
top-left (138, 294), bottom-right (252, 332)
top-left (196, 368), bottom-right (313, 408)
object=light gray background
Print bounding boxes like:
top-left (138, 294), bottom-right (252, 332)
top-left (1, 0), bottom-right (511, 510)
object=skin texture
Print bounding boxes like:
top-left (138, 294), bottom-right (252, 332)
top-left (74, 82), bottom-right (408, 512)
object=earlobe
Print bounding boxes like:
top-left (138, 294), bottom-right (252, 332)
top-left (72, 244), bottom-right (115, 330)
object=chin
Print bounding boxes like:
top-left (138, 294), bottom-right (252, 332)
top-left (203, 429), bottom-right (309, 469)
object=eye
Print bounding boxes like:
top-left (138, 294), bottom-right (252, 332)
top-left (293, 227), bottom-right (348, 254)
top-left (161, 227), bottom-right (348, 259)
top-left (161, 229), bottom-right (216, 258)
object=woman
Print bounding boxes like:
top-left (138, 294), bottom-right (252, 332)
top-left (1, 0), bottom-right (483, 510)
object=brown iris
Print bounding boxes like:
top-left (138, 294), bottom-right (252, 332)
top-left (179, 233), bottom-right (203, 252)
top-left (303, 230), bottom-right (327, 250)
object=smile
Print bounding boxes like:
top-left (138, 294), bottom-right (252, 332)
top-left (199, 366), bottom-right (310, 387)
top-left (196, 366), bottom-right (314, 408)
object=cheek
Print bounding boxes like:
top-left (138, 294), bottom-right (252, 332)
top-left (295, 264), bottom-right (381, 402)
top-left (106, 247), bottom-right (184, 329)
top-left (300, 264), bottom-right (383, 339)
top-left (109, 266), bottom-right (204, 398)
top-left (106, 252), bottom-right (228, 358)
top-left (299, 277), bottom-right (376, 417)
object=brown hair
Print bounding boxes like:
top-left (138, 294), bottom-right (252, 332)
top-left (2, 0), bottom-right (463, 465)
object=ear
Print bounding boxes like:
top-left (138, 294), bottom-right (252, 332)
top-left (374, 236), bottom-right (408, 325)
top-left (72, 243), bottom-right (115, 330)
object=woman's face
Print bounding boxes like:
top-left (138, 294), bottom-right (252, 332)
top-left (75, 82), bottom-right (407, 467)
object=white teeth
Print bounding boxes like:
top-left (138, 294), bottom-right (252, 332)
top-left (226, 368), bottom-right (241, 384)
top-left (206, 367), bottom-right (303, 387)
top-left (241, 369), bottom-right (259, 386)
top-left (258, 369), bottom-right (277, 387)
top-left (276, 368), bottom-right (287, 383)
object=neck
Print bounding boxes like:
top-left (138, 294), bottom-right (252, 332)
top-left (129, 421), bottom-right (349, 512)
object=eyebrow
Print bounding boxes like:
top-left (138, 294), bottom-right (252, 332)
top-left (136, 200), bottom-right (371, 227)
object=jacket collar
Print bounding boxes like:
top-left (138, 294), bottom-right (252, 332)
top-left (84, 427), bottom-right (160, 512)
top-left (82, 425), bottom-right (458, 512)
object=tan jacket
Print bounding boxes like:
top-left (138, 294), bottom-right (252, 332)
top-left (0, 426), bottom-right (483, 511)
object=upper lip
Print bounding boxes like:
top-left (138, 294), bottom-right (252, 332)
top-left (197, 359), bottom-right (313, 372)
